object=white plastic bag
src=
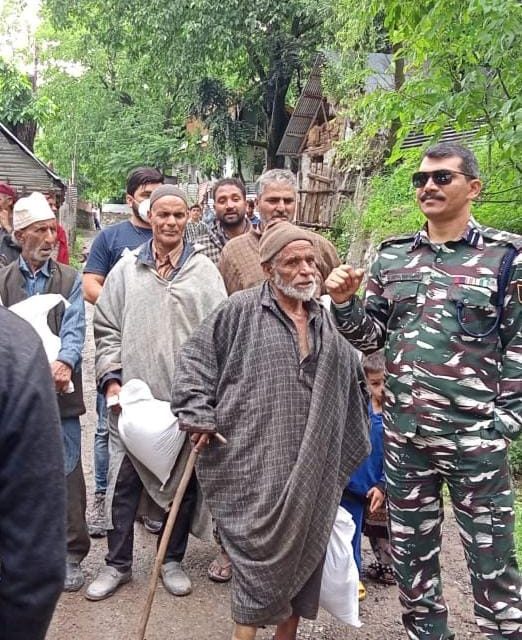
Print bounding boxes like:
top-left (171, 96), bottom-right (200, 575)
top-left (9, 294), bottom-right (74, 393)
top-left (9, 293), bottom-right (69, 363)
top-left (117, 379), bottom-right (186, 485)
top-left (319, 505), bottom-right (361, 627)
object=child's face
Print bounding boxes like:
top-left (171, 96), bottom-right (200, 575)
top-left (366, 370), bottom-right (385, 404)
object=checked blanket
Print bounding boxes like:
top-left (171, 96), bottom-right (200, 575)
top-left (171, 282), bottom-right (370, 625)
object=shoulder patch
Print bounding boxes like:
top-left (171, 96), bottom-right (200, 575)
top-left (479, 225), bottom-right (522, 250)
top-left (378, 234), bottom-right (415, 250)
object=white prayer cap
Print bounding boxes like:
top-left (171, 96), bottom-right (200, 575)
top-left (13, 192), bottom-right (55, 231)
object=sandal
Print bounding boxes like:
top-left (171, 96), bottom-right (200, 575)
top-left (358, 580), bottom-right (367, 601)
top-left (365, 562), bottom-right (396, 586)
top-left (208, 552), bottom-right (232, 583)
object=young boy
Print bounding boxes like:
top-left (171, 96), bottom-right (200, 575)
top-left (341, 351), bottom-right (395, 599)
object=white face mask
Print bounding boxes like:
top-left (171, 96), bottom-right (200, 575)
top-left (137, 198), bottom-right (150, 222)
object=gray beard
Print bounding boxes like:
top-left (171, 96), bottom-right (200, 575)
top-left (273, 271), bottom-right (316, 301)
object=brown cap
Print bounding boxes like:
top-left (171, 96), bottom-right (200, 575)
top-left (259, 221), bottom-right (313, 264)
top-left (150, 184), bottom-right (188, 207)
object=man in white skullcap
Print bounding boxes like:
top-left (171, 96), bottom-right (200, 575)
top-left (0, 192), bottom-right (90, 592)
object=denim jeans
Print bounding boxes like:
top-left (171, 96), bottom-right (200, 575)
top-left (94, 390), bottom-right (109, 494)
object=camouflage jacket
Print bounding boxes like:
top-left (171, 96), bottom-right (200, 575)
top-left (332, 218), bottom-right (522, 440)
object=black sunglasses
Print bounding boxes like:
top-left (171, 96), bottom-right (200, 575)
top-left (412, 169), bottom-right (476, 188)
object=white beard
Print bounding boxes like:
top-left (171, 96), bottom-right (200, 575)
top-left (273, 272), bottom-right (316, 301)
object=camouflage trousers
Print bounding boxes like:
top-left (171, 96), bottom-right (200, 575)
top-left (385, 428), bottom-right (522, 640)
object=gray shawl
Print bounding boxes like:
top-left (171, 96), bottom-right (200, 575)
top-left (94, 245), bottom-right (227, 528)
top-left (171, 282), bottom-right (370, 625)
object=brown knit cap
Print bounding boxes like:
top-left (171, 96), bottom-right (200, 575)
top-left (149, 184), bottom-right (188, 207)
top-left (259, 221), bottom-right (313, 264)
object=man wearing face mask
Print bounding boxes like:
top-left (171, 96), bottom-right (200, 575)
top-left (219, 169), bottom-right (340, 294)
top-left (83, 167), bottom-right (164, 538)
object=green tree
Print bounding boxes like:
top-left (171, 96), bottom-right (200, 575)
top-left (0, 58), bottom-right (53, 149)
top-left (44, 0), bottom-right (330, 170)
top-left (330, 0), bottom-right (521, 175)
top-left (33, 13), bottom-right (188, 198)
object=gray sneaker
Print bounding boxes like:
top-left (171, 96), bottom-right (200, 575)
top-left (85, 566), bottom-right (132, 601)
top-left (161, 561), bottom-right (192, 596)
top-left (142, 515), bottom-right (162, 535)
top-left (87, 493), bottom-right (107, 538)
top-left (64, 561), bottom-right (85, 592)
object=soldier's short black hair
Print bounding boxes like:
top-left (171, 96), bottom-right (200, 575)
top-left (126, 167), bottom-right (164, 196)
top-left (362, 351), bottom-right (385, 374)
top-left (213, 178), bottom-right (246, 200)
top-left (423, 143), bottom-right (479, 179)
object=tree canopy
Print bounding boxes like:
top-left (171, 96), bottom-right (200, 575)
top-left (330, 0), bottom-right (521, 174)
top-left (27, 0), bottom-right (330, 197)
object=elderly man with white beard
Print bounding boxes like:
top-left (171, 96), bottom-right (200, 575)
top-left (170, 221), bottom-right (370, 640)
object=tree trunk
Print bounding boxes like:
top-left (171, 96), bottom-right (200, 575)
top-left (386, 44), bottom-right (405, 156)
top-left (12, 121), bottom-right (37, 151)
top-left (264, 68), bottom-right (292, 170)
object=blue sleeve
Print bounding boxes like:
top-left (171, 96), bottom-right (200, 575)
top-left (84, 229), bottom-right (111, 276)
top-left (57, 274), bottom-right (85, 369)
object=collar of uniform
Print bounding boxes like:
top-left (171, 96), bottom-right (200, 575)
top-left (18, 254), bottom-right (52, 277)
top-left (410, 216), bottom-right (484, 252)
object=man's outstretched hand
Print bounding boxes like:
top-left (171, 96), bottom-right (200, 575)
top-left (325, 265), bottom-right (365, 305)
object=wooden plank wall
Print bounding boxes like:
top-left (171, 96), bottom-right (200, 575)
top-left (298, 162), bottom-right (359, 229)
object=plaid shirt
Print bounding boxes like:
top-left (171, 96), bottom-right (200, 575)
top-left (194, 218), bottom-right (251, 266)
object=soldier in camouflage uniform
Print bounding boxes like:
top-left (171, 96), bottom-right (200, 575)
top-left (326, 142), bottom-right (522, 639)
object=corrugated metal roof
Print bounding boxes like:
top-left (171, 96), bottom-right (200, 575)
top-left (401, 123), bottom-right (483, 149)
top-left (0, 122), bottom-right (66, 194)
top-left (277, 54), bottom-right (325, 157)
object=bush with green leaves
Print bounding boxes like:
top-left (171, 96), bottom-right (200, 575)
top-left (510, 440), bottom-right (522, 478)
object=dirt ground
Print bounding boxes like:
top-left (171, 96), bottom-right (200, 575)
top-left (47, 303), bottom-right (479, 640)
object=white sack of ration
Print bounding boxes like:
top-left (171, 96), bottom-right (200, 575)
top-left (118, 378), bottom-right (186, 486)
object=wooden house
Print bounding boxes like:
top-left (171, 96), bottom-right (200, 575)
top-left (0, 122), bottom-right (66, 200)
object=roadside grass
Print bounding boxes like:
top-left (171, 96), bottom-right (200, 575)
top-left (70, 231), bottom-right (86, 271)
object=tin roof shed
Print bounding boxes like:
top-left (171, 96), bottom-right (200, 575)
top-left (0, 123), bottom-right (66, 196)
top-left (276, 55), bottom-right (326, 157)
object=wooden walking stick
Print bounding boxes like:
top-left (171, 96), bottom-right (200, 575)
top-left (136, 431), bottom-right (227, 640)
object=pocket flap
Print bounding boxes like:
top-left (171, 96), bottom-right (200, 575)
top-left (383, 281), bottom-right (419, 301)
top-left (448, 285), bottom-right (494, 309)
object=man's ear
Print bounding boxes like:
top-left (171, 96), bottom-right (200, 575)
top-left (125, 193), bottom-right (133, 207)
top-left (468, 177), bottom-right (482, 201)
top-left (14, 229), bottom-right (24, 245)
top-left (262, 261), bottom-right (273, 279)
